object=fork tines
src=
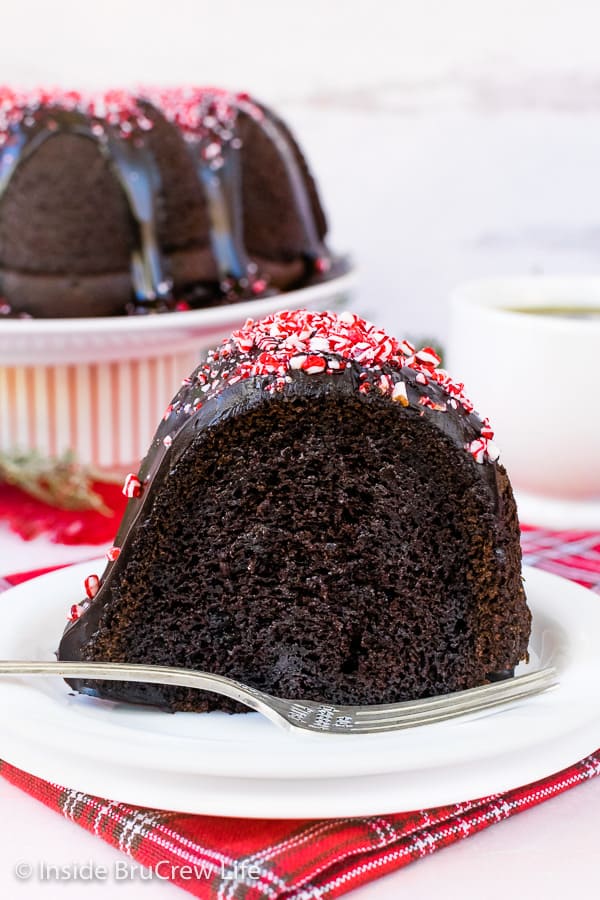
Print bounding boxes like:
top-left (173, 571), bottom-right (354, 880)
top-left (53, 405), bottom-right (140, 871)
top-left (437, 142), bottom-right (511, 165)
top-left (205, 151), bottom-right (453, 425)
top-left (283, 666), bottom-right (558, 734)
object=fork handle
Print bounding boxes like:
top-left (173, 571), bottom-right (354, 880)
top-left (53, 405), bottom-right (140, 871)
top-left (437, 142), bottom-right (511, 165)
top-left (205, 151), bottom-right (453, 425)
top-left (0, 660), bottom-right (558, 736)
top-left (0, 659), bottom-right (275, 716)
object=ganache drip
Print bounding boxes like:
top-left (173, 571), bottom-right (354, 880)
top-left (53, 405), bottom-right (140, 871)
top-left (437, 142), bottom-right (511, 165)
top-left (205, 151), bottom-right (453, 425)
top-left (0, 93), bottom-right (173, 313)
top-left (0, 87), bottom-right (332, 315)
top-left (146, 89), bottom-right (266, 301)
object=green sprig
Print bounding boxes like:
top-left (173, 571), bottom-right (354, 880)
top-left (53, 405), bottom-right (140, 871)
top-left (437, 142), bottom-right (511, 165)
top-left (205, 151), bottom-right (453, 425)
top-left (0, 450), bottom-right (121, 515)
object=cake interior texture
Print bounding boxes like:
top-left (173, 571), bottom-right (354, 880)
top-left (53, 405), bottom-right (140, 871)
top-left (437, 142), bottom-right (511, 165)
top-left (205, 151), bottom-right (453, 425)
top-left (78, 393), bottom-right (527, 712)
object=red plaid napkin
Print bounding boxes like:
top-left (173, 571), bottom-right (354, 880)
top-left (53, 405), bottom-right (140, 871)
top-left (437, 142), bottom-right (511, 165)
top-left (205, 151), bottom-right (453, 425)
top-left (1, 526), bottom-right (599, 899)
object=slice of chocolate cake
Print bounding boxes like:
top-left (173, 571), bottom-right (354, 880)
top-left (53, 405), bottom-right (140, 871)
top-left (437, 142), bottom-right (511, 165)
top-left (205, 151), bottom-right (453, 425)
top-left (0, 88), bottom-right (333, 318)
top-left (58, 309), bottom-right (531, 711)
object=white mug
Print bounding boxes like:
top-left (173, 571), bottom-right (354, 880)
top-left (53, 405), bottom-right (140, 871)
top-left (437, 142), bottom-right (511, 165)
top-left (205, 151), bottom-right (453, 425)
top-left (447, 276), bottom-right (600, 501)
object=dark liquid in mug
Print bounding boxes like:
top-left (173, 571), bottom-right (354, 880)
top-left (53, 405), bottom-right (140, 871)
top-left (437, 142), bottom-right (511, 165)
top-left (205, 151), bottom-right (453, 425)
top-left (506, 305), bottom-right (600, 320)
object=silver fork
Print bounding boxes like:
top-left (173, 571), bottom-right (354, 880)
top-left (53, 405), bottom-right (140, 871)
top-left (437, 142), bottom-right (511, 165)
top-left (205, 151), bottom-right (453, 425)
top-left (0, 661), bottom-right (557, 735)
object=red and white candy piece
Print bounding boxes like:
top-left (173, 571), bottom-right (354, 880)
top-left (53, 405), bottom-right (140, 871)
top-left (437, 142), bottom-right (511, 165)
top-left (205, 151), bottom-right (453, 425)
top-left (378, 374), bottom-right (392, 394)
top-left (480, 418), bottom-right (495, 440)
top-left (485, 440), bottom-right (500, 462)
top-left (467, 439), bottom-right (487, 464)
top-left (373, 338), bottom-right (394, 364)
top-left (398, 339), bottom-right (416, 356)
top-left (84, 574), bottom-right (100, 600)
top-left (415, 347), bottom-right (442, 369)
top-left (314, 256), bottom-right (331, 274)
top-left (251, 351), bottom-right (282, 374)
top-left (391, 381), bottom-right (409, 406)
top-left (309, 336), bottom-right (330, 353)
top-left (106, 546), bottom-right (121, 562)
top-left (466, 438), bottom-right (500, 464)
top-left (419, 396), bottom-right (447, 411)
top-left (300, 355), bottom-right (327, 375)
top-left (122, 473), bottom-right (142, 498)
top-left (231, 329), bottom-right (254, 353)
top-left (251, 278), bottom-right (268, 295)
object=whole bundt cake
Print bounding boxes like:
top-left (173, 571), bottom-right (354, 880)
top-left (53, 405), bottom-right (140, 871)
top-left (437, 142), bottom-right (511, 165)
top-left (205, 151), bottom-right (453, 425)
top-left (58, 309), bottom-right (531, 711)
top-left (0, 87), bottom-right (331, 318)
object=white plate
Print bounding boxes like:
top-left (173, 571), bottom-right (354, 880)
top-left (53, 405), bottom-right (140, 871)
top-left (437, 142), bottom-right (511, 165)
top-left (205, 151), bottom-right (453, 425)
top-left (516, 489), bottom-right (600, 531)
top-left (0, 563), bottom-right (599, 817)
top-left (0, 269), bottom-right (357, 365)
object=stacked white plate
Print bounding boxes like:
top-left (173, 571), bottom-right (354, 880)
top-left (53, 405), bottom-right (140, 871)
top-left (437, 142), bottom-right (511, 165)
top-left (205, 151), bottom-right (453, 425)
top-left (0, 563), bottom-right (599, 818)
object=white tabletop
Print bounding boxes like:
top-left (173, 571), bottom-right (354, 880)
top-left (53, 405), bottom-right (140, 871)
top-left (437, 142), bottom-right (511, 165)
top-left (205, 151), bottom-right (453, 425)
top-left (0, 526), bottom-right (598, 898)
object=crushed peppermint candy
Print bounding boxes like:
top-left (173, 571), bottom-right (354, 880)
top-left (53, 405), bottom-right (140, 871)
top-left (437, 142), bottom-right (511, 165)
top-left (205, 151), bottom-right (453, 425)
top-left (378, 374), bottom-right (393, 395)
top-left (122, 473), bottom-right (142, 498)
top-left (142, 86), bottom-right (261, 156)
top-left (84, 574), bottom-right (100, 600)
top-left (251, 278), bottom-right (268, 295)
top-left (159, 309), bottom-right (497, 464)
top-left (314, 256), bottom-right (331, 274)
top-left (480, 418), bottom-right (495, 440)
top-left (106, 546), bottom-right (121, 562)
top-left (466, 438), bottom-right (499, 464)
top-left (391, 381), bottom-right (409, 406)
top-left (419, 396), bottom-right (447, 412)
top-left (69, 600), bottom-right (90, 622)
top-left (0, 86), bottom-right (263, 148)
top-left (415, 347), bottom-right (442, 368)
top-left (301, 355), bottom-right (327, 374)
top-left (485, 440), bottom-right (500, 462)
top-left (0, 87), bottom-right (149, 142)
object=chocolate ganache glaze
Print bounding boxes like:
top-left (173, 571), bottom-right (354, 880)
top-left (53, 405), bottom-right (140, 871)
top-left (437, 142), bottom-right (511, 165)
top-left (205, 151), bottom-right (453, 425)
top-left (58, 310), bottom-right (530, 711)
top-left (0, 88), bottom-right (335, 317)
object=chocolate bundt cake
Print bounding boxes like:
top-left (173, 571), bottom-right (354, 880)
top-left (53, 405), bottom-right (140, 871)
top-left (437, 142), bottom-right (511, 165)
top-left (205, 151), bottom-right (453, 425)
top-left (0, 88), bottom-right (332, 318)
top-left (58, 309), bottom-right (531, 712)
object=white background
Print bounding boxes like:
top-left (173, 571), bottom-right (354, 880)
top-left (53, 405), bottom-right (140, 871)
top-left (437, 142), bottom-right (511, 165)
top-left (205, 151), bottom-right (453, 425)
top-left (2, 1), bottom-right (600, 897)
top-left (3, 0), bottom-right (600, 341)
